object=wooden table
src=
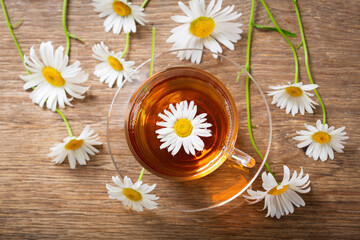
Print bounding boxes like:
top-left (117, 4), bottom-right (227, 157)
top-left (1, 0), bottom-right (359, 239)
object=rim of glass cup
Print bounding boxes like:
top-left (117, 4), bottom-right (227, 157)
top-left (106, 48), bottom-right (272, 212)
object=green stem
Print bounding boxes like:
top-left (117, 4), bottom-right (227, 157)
top-left (1, 0), bottom-right (74, 137)
top-left (245, 0), bottom-right (255, 74)
top-left (62, 0), bottom-right (71, 56)
top-left (259, 0), bottom-right (299, 84)
top-left (293, 0), bottom-right (326, 125)
top-left (245, 0), bottom-right (273, 176)
top-left (68, 34), bottom-right (85, 43)
top-left (235, 68), bottom-right (245, 82)
top-left (246, 79), bottom-right (273, 176)
top-left (0, 0), bottom-right (30, 74)
top-left (121, 32), bottom-right (130, 58)
top-left (149, 27), bottom-right (155, 76)
top-left (11, 19), bottom-right (22, 27)
top-left (137, 26), bottom-right (156, 182)
top-left (296, 41), bottom-right (303, 49)
top-left (252, 21), bottom-right (297, 37)
top-left (236, 0), bottom-right (255, 83)
top-left (138, 168), bottom-right (145, 182)
top-left (266, 13), bottom-right (270, 24)
top-left (56, 109), bottom-right (73, 137)
top-left (141, 0), bottom-right (150, 8)
top-left (62, 0), bottom-right (84, 55)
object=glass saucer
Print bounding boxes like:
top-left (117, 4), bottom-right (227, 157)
top-left (107, 49), bottom-right (272, 212)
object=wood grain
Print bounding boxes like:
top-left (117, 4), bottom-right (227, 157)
top-left (1, 0), bottom-right (359, 239)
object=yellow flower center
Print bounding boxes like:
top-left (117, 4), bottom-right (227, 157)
top-left (312, 131), bottom-right (331, 144)
top-left (174, 119), bottom-right (193, 138)
top-left (42, 67), bottom-right (65, 87)
top-left (108, 56), bottom-right (124, 71)
top-left (123, 188), bottom-right (142, 201)
top-left (268, 185), bottom-right (289, 196)
top-left (64, 139), bottom-right (84, 150)
top-left (285, 86), bottom-right (303, 97)
top-left (112, 1), bottom-right (132, 17)
top-left (190, 16), bottom-right (215, 38)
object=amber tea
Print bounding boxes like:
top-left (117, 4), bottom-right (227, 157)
top-left (125, 67), bottom-right (241, 181)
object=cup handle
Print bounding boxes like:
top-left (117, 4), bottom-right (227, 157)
top-left (228, 148), bottom-right (256, 168)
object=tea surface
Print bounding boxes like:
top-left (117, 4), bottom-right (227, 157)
top-left (127, 73), bottom-right (232, 180)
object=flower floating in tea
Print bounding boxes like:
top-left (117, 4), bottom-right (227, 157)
top-left (92, 42), bottom-right (135, 88)
top-left (106, 176), bottom-right (159, 212)
top-left (268, 82), bottom-right (318, 116)
top-left (167, 0), bottom-right (243, 64)
top-left (294, 120), bottom-right (348, 162)
top-left (156, 100), bottom-right (212, 156)
top-left (20, 41), bottom-right (89, 112)
top-left (48, 125), bottom-right (102, 169)
top-left (92, 0), bottom-right (147, 34)
top-left (245, 165), bottom-right (311, 219)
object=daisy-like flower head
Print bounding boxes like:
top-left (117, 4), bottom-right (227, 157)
top-left (244, 165), bottom-right (311, 219)
top-left (106, 176), bottom-right (159, 212)
top-left (167, 0), bottom-right (243, 64)
top-left (268, 82), bottom-right (318, 116)
top-left (48, 125), bottom-right (102, 169)
top-left (294, 120), bottom-right (348, 162)
top-left (156, 100), bottom-right (212, 156)
top-left (92, 42), bottom-right (135, 88)
top-left (20, 41), bottom-right (89, 112)
top-left (92, 0), bottom-right (147, 34)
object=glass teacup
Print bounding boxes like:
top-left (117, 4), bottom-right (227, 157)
top-left (125, 66), bottom-right (255, 181)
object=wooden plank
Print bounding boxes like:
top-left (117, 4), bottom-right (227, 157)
top-left (0, 0), bottom-right (359, 239)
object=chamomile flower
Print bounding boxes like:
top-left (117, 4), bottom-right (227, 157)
top-left (294, 120), bottom-right (348, 162)
top-left (245, 165), bottom-right (311, 219)
top-left (167, 0), bottom-right (243, 64)
top-left (20, 41), bottom-right (89, 112)
top-left (106, 176), bottom-right (159, 212)
top-left (156, 100), bottom-right (212, 156)
top-left (92, 0), bottom-right (147, 34)
top-left (268, 82), bottom-right (319, 116)
top-left (92, 42), bottom-right (135, 88)
top-left (268, 82), bottom-right (318, 116)
top-left (48, 125), bottom-right (102, 169)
